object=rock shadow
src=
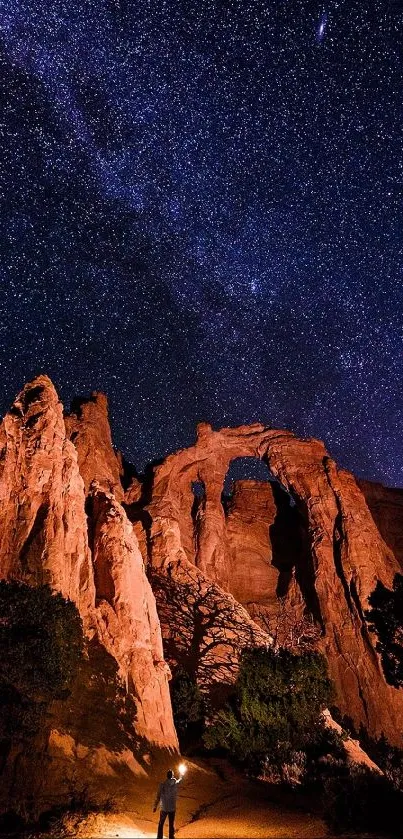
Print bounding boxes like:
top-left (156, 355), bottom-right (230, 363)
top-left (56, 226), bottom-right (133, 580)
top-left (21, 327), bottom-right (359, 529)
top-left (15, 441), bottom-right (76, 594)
top-left (269, 481), bottom-right (302, 598)
top-left (53, 638), bottom-right (143, 757)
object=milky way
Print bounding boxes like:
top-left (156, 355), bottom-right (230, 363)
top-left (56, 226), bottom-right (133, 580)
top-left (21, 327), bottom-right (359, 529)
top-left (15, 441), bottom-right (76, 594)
top-left (0, 0), bottom-right (402, 483)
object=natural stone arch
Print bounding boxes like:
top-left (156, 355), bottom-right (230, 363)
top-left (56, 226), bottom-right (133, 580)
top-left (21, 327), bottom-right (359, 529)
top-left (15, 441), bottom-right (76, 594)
top-left (147, 421), bottom-right (403, 743)
top-left (148, 422), bottom-right (282, 585)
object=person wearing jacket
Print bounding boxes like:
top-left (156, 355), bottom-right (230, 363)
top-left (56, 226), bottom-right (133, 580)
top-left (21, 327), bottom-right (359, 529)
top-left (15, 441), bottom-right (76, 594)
top-left (153, 769), bottom-right (183, 839)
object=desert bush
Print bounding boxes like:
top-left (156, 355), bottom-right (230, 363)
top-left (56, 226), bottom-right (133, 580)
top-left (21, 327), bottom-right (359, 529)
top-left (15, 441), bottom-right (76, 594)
top-left (170, 667), bottom-right (206, 744)
top-left (0, 581), bottom-right (84, 744)
top-left (203, 647), bottom-right (333, 778)
top-left (356, 729), bottom-right (403, 794)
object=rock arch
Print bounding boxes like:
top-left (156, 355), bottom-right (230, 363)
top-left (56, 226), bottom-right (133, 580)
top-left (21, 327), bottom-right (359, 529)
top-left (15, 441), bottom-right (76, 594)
top-left (147, 421), bottom-right (403, 743)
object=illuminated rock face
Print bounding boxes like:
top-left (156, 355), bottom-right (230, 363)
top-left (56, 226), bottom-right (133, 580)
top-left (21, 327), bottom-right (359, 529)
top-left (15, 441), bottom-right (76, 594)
top-left (64, 390), bottom-right (124, 500)
top-left (1, 374), bottom-right (403, 775)
top-left (0, 376), bottom-right (94, 613)
top-left (224, 479), bottom-right (306, 643)
top-left (0, 376), bottom-right (178, 757)
top-left (89, 487), bottom-right (176, 746)
top-left (146, 422), bottom-right (403, 744)
top-left (145, 424), bottom-right (273, 698)
top-left (225, 480), bottom-right (278, 607)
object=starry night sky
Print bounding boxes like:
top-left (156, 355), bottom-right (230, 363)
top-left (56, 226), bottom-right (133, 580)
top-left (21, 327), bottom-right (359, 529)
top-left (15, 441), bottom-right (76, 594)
top-left (0, 1), bottom-right (402, 483)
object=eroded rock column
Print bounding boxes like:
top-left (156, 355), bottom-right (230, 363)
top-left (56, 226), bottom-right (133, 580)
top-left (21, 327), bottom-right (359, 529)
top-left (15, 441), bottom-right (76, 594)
top-left (0, 375), bottom-right (94, 615)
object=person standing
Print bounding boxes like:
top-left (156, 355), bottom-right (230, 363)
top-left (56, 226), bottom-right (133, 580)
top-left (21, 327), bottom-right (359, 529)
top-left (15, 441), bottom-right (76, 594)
top-left (153, 768), bottom-right (183, 839)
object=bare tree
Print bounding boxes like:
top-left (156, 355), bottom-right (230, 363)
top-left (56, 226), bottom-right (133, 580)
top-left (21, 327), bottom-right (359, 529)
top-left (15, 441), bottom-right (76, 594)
top-left (149, 564), bottom-right (270, 703)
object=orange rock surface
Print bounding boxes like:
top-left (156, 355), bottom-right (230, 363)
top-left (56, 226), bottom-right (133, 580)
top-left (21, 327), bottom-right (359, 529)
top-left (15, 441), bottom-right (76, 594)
top-left (0, 376), bottom-right (94, 613)
top-left (1, 372), bottom-right (403, 804)
top-left (0, 376), bottom-right (178, 773)
top-left (89, 486), bottom-right (176, 745)
top-left (65, 390), bottom-right (123, 500)
top-left (224, 479), bottom-right (306, 643)
top-left (147, 422), bottom-right (403, 743)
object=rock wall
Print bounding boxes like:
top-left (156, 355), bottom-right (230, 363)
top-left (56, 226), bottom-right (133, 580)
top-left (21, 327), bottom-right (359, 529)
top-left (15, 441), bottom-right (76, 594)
top-left (65, 391), bottom-right (123, 500)
top-left (144, 423), bottom-right (273, 700)
top-left (0, 377), bottom-right (178, 816)
top-left (225, 480), bottom-right (277, 606)
top-left (0, 376), bottom-right (94, 614)
top-left (224, 479), bottom-right (306, 643)
top-left (88, 487), bottom-right (175, 745)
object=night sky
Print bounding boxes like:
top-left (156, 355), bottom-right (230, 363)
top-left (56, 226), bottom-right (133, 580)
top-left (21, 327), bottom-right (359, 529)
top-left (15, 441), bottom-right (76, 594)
top-left (0, 1), bottom-right (402, 483)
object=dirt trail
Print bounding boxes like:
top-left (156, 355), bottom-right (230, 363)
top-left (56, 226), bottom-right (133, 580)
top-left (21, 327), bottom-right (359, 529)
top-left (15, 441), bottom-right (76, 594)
top-left (72, 758), bottom-right (330, 838)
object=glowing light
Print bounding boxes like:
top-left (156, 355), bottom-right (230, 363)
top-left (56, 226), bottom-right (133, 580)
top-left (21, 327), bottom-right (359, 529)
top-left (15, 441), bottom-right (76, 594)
top-left (178, 762), bottom-right (187, 775)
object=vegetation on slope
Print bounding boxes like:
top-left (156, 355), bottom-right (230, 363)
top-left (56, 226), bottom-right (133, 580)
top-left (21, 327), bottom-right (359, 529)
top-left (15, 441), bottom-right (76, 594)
top-left (0, 581), bottom-right (84, 748)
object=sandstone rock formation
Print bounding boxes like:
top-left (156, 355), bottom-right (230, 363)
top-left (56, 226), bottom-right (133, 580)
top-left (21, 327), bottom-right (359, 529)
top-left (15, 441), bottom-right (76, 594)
top-left (322, 709), bottom-right (382, 773)
top-left (225, 480), bottom-right (277, 608)
top-left (0, 376), bottom-right (178, 816)
top-left (65, 391), bottom-right (123, 500)
top-left (0, 376), bottom-right (94, 614)
top-left (145, 422), bottom-right (403, 744)
top-left (224, 479), bottom-right (307, 645)
top-left (88, 486), bottom-right (175, 744)
top-left (143, 424), bottom-right (273, 698)
top-left (1, 372), bottom-right (403, 822)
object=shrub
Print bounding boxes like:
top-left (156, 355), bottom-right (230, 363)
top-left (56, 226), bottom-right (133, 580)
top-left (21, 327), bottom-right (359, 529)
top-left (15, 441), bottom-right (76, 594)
top-left (170, 667), bottom-right (205, 744)
top-left (0, 581), bottom-right (84, 742)
top-left (365, 572), bottom-right (403, 687)
top-left (357, 729), bottom-right (403, 794)
top-left (203, 647), bottom-right (333, 778)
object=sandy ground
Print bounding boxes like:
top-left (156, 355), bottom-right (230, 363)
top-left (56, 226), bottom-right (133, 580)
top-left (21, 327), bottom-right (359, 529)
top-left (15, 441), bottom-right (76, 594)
top-left (70, 758), bottom-right (334, 839)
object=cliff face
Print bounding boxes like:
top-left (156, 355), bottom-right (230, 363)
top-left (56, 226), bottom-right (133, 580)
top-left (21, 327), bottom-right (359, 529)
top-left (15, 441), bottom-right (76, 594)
top-left (88, 487), bottom-right (175, 745)
top-left (265, 434), bottom-right (402, 742)
top-left (0, 377), bottom-right (177, 815)
top-left (224, 480), bottom-right (306, 643)
top-left (0, 377), bottom-right (94, 614)
top-left (144, 422), bottom-right (403, 744)
top-left (144, 423), bottom-right (273, 699)
top-left (225, 480), bottom-right (277, 607)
